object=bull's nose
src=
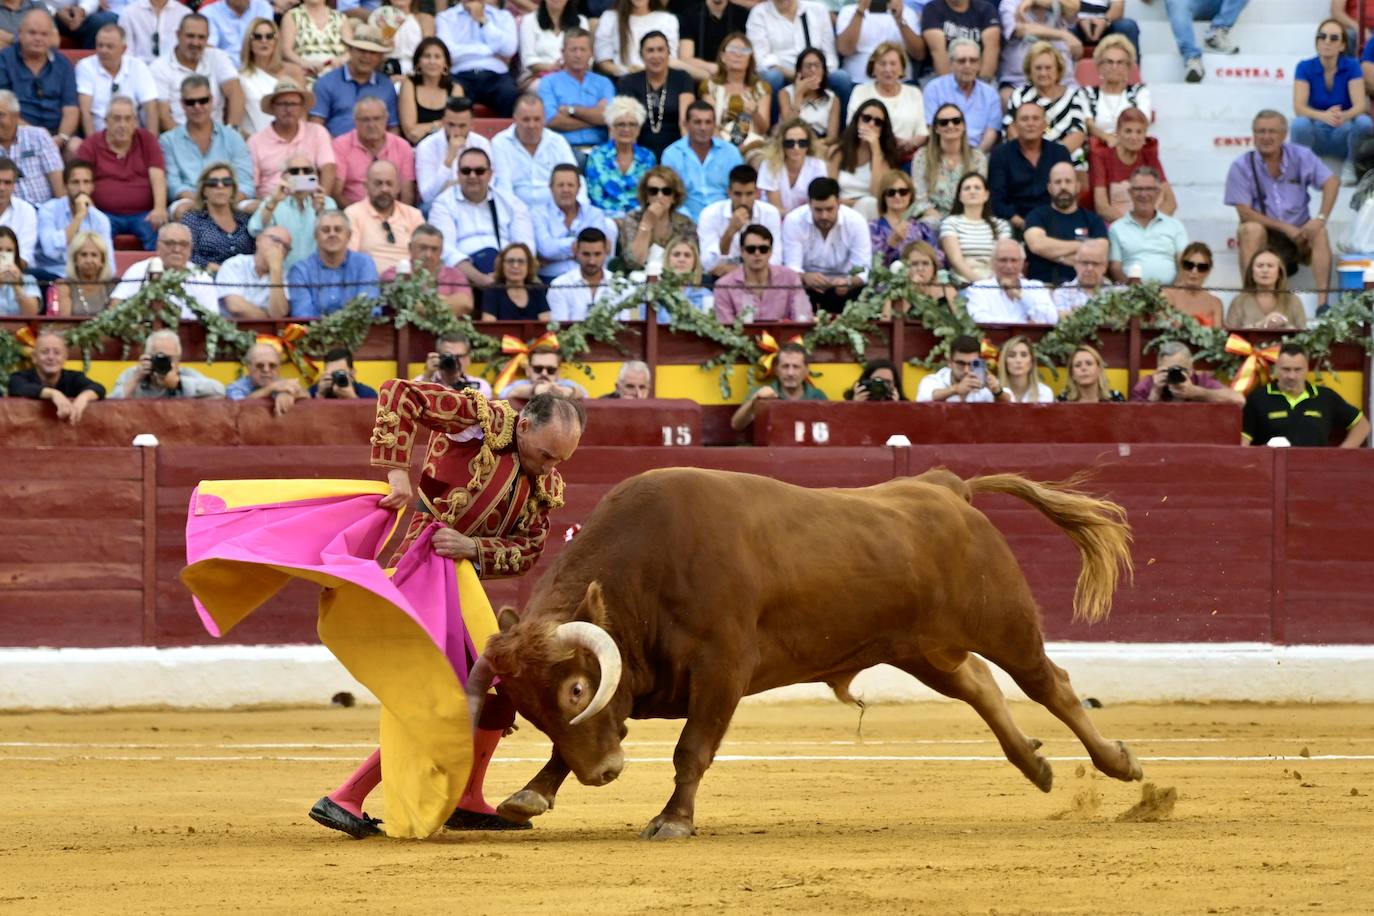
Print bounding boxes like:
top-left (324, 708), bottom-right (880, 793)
top-left (595, 766), bottom-right (620, 786)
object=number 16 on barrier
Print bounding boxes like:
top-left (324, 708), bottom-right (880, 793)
top-left (794, 421), bottom-right (830, 444)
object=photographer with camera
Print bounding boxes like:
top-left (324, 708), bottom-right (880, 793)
top-left (412, 332), bottom-right (492, 397)
top-left (225, 342), bottom-right (308, 416)
top-left (110, 329), bottom-right (226, 399)
top-left (915, 334), bottom-right (1005, 403)
top-left (1130, 340), bottom-right (1244, 405)
top-left (844, 358), bottom-right (904, 401)
top-left (310, 347), bottom-right (378, 400)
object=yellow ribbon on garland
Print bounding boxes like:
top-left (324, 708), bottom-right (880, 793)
top-left (256, 323), bottom-right (320, 384)
top-left (1224, 334), bottom-right (1280, 394)
top-left (756, 331), bottom-right (806, 381)
top-left (492, 331), bottom-right (560, 393)
top-left (980, 338), bottom-right (1000, 369)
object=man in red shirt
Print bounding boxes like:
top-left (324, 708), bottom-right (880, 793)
top-left (75, 94), bottom-right (167, 249)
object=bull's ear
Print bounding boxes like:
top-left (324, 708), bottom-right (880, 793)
top-left (496, 606), bottom-right (520, 632)
top-left (575, 580), bottom-right (610, 630)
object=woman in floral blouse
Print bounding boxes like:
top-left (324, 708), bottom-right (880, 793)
top-left (910, 103), bottom-right (987, 226)
top-left (585, 95), bottom-right (657, 220)
top-left (869, 171), bottom-right (937, 266)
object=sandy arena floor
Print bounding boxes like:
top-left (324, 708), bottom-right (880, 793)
top-left (3, 701), bottom-right (1373, 915)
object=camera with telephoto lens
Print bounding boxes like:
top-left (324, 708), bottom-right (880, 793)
top-left (438, 353), bottom-right (460, 372)
top-left (149, 353), bottom-right (173, 376)
top-left (858, 376), bottom-right (892, 401)
top-left (331, 370), bottom-right (351, 389)
top-left (1166, 366), bottom-right (1188, 385)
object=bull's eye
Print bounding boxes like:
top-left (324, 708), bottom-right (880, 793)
top-left (570, 683), bottom-right (585, 700)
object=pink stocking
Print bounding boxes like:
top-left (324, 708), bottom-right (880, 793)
top-left (457, 729), bottom-right (503, 815)
top-left (329, 748), bottom-right (382, 817)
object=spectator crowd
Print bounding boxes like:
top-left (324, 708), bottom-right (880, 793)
top-left (0, 0), bottom-right (1369, 447)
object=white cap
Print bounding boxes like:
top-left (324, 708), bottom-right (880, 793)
top-left (1126, 264), bottom-right (1144, 280)
top-left (132, 433), bottom-right (160, 448)
top-left (395, 259), bottom-right (411, 275)
top-left (1266, 436), bottom-right (1291, 448)
top-left (885, 434), bottom-right (912, 448)
top-left (147, 257), bottom-right (164, 275)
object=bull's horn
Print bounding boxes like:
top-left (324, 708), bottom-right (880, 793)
top-left (556, 621), bottom-right (622, 726)
top-left (465, 657), bottom-right (496, 727)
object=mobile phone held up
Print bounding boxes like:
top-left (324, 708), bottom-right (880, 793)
top-left (291, 173), bottom-right (319, 194)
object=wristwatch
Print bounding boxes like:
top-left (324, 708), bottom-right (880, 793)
top-left (563, 105), bottom-right (574, 117)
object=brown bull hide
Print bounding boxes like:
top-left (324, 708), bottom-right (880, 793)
top-left (483, 467), bottom-right (1142, 840)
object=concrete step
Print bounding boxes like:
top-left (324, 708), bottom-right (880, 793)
top-left (1134, 84), bottom-right (1291, 121)
top-left (1141, 51), bottom-right (1303, 85)
top-left (1124, 0), bottom-right (1330, 25)
top-left (1137, 20), bottom-right (1322, 56)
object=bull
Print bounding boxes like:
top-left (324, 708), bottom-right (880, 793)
top-left (465, 467), bottom-right (1141, 839)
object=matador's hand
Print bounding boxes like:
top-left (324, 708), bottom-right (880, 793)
top-left (379, 468), bottom-right (413, 509)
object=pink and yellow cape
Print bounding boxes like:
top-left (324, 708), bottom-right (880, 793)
top-left (179, 479), bottom-right (499, 839)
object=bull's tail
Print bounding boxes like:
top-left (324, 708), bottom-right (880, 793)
top-left (967, 474), bottom-right (1134, 624)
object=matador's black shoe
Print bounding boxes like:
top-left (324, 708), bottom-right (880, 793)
top-left (309, 796), bottom-right (383, 838)
top-left (444, 807), bottom-right (534, 831)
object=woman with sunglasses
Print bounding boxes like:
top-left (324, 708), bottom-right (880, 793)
top-left (1164, 242), bottom-right (1225, 328)
top-left (584, 95), bottom-right (656, 219)
top-left (1058, 344), bottom-right (1125, 403)
top-left (399, 37), bottom-right (464, 144)
top-left (939, 171), bottom-right (1010, 284)
top-left (701, 32), bottom-right (770, 163)
top-left (480, 243), bottom-right (551, 321)
top-left (1292, 18), bottom-right (1371, 185)
top-left (757, 118), bottom-right (827, 216)
top-left (1003, 42), bottom-right (1090, 170)
top-left (238, 18), bottom-right (307, 135)
top-left (1089, 108), bottom-right (1175, 222)
top-left (778, 48), bottom-right (840, 157)
top-left (280, 0), bottom-right (352, 84)
top-left (911, 103), bottom-right (987, 225)
top-left (1226, 249), bottom-right (1307, 330)
top-left (847, 42), bottom-right (927, 159)
top-left (618, 165), bottom-right (694, 270)
top-left (827, 98), bottom-right (900, 219)
top-left (370, 0), bottom-right (433, 80)
top-left (615, 31), bottom-right (694, 160)
top-left (181, 163), bottom-right (254, 271)
top-left (1082, 36), bottom-right (1150, 150)
top-left (870, 171), bottom-right (938, 266)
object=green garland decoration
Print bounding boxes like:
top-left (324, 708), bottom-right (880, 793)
top-left (859, 260), bottom-right (977, 369)
top-left (386, 268), bottom-right (500, 362)
top-left (0, 324), bottom-right (25, 384)
top-left (1284, 290), bottom-right (1374, 374)
top-left (63, 270), bottom-right (255, 369)
top-left (651, 271), bottom-right (758, 398)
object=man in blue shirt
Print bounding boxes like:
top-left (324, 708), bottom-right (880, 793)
top-left (0, 10), bottom-right (78, 141)
top-left (309, 24), bottom-right (398, 136)
top-left (34, 158), bottom-right (112, 281)
top-left (920, 37), bottom-right (1000, 151)
top-left (533, 163), bottom-right (617, 282)
top-left (436, 0), bottom-right (518, 117)
top-left (538, 28), bottom-right (614, 149)
top-left (288, 211), bottom-right (381, 317)
top-left (660, 100), bottom-right (743, 222)
top-left (160, 74), bottom-right (255, 219)
top-left (200, 0), bottom-right (273, 55)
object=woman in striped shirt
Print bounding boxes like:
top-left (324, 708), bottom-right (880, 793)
top-left (1003, 41), bottom-right (1090, 169)
top-left (939, 172), bottom-right (1011, 285)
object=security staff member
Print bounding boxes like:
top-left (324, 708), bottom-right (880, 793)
top-left (1242, 344), bottom-right (1370, 447)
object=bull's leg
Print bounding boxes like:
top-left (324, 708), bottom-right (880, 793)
top-left (497, 751), bottom-right (571, 823)
top-left (641, 681), bottom-right (745, 841)
top-left (894, 652), bottom-right (1054, 792)
top-left (993, 650), bottom-right (1143, 783)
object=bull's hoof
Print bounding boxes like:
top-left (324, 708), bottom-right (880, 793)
top-left (1031, 756), bottom-right (1054, 793)
top-left (639, 816), bottom-right (695, 840)
top-left (497, 790), bottom-right (551, 823)
top-left (1116, 741), bottom-right (1144, 782)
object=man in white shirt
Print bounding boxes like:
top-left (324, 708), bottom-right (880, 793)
top-left (547, 227), bottom-right (623, 321)
top-left (915, 333), bottom-right (1007, 402)
top-left (77, 23), bottom-right (160, 134)
top-left (414, 96), bottom-right (491, 207)
top-left (835, 0), bottom-right (924, 83)
top-left (490, 94), bottom-right (579, 212)
top-left (0, 157), bottom-right (37, 264)
top-left (148, 13), bottom-right (241, 130)
top-left (964, 238), bottom-right (1059, 324)
top-left (109, 222), bottom-right (219, 318)
top-left (1052, 238), bottom-right (1115, 316)
top-left (746, 0), bottom-right (851, 105)
top-left (117, 0), bottom-right (191, 64)
top-left (428, 146), bottom-right (534, 288)
top-left (435, 0), bottom-right (518, 117)
top-left (697, 163), bottom-right (781, 278)
top-left (533, 163), bottom-right (617, 282)
top-left (217, 225), bottom-right (291, 318)
top-left (781, 176), bottom-right (871, 314)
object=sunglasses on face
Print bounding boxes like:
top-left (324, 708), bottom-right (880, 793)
top-left (645, 185), bottom-right (673, 197)
top-left (183, 96), bottom-right (212, 108)
top-left (782, 138), bottom-right (810, 149)
top-left (530, 364), bottom-right (558, 375)
top-left (859, 113), bottom-right (886, 127)
top-left (1318, 32), bottom-right (1344, 41)
top-left (1180, 259), bottom-right (1211, 271)
top-left (742, 243), bottom-right (771, 254)
top-left (935, 116), bottom-right (963, 127)
top-left (286, 166), bottom-right (315, 175)
top-left (885, 187), bottom-right (912, 198)
top-left (202, 177), bottom-right (234, 188)
top-left (459, 166), bottom-right (489, 176)
top-left (252, 31), bottom-right (276, 40)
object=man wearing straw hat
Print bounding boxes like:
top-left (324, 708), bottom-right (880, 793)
top-left (309, 23), bottom-right (398, 136)
top-left (247, 77), bottom-right (336, 201)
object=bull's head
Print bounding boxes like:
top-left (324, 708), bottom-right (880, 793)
top-left (468, 581), bottom-right (627, 786)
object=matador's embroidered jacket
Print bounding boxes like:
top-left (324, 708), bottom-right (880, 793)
top-left (369, 379), bottom-right (566, 577)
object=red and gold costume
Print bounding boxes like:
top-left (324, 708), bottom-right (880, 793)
top-left (370, 379), bottom-right (566, 577)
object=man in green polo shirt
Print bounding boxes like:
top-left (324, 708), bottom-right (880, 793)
top-left (730, 342), bottom-right (828, 431)
top-left (1242, 343), bottom-right (1370, 447)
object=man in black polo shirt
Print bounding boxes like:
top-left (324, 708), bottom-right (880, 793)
top-left (1023, 161), bottom-right (1107, 286)
top-left (1242, 344), bottom-right (1370, 447)
top-left (6, 327), bottom-right (104, 424)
